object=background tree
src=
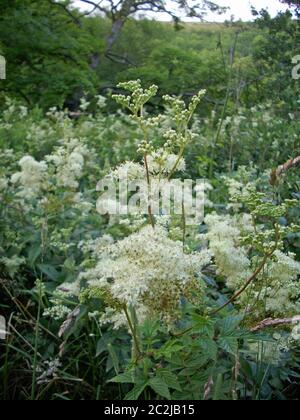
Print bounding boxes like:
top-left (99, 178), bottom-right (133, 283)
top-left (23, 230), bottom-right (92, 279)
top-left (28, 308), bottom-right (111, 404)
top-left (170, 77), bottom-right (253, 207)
top-left (251, 9), bottom-right (300, 111)
top-left (280, 0), bottom-right (300, 14)
top-left (0, 0), bottom-right (100, 108)
top-left (69, 0), bottom-right (227, 61)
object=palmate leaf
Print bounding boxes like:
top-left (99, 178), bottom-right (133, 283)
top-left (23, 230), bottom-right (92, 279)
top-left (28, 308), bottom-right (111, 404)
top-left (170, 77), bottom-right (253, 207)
top-left (217, 315), bottom-right (244, 355)
top-left (191, 314), bottom-right (215, 337)
top-left (141, 318), bottom-right (161, 340)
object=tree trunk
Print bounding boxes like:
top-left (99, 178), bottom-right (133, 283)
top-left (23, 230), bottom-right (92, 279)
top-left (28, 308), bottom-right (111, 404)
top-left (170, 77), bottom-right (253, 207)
top-left (106, 19), bottom-right (126, 52)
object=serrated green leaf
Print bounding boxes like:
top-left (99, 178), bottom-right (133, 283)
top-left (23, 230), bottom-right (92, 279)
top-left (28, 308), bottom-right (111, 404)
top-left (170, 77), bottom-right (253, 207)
top-left (218, 336), bottom-right (238, 355)
top-left (142, 318), bottom-right (160, 339)
top-left (199, 338), bottom-right (218, 360)
top-left (157, 340), bottom-right (184, 358)
top-left (185, 355), bottom-right (211, 368)
top-left (149, 377), bottom-right (171, 400)
top-left (218, 315), bottom-right (244, 335)
top-left (109, 370), bottom-right (135, 384)
top-left (125, 380), bottom-right (148, 400)
top-left (157, 369), bottom-right (181, 391)
top-left (191, 314), bottom-right (215, 337)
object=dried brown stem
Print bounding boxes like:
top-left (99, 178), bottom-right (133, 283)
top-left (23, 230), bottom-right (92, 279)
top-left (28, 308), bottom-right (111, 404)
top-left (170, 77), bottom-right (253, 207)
top-left (250, 316), bottom-right (300, 332)
top-left (270, 156), bottom-right (300, 185)
top-left (144, 154), bottom-right (155, 229)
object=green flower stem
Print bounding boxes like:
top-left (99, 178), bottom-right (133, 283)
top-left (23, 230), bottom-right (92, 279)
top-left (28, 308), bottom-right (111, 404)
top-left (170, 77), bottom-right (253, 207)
top-left (123, 305), bottom-right (142, 362)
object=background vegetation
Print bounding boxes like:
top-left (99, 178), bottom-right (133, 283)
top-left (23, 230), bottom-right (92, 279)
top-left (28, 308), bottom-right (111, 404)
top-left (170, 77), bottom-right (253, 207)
top-left (0, 0), bottom-right (299, 401)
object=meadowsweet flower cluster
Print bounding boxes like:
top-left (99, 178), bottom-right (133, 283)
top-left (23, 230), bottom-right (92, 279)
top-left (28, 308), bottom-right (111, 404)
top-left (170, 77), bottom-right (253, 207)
top-left (204, 213), bottom-right (252, 290)
top-left (0, 256), bottom-right (25, 278)
top-left (11, 156), bottom-right (48, 198)
top-left (147, 148), bottom-right (186, 175)
top-left (79, 225), bottom-right (212, 328)
top-left (43, 297), bottom-right (71, 321)
top-left (109, 161), bottom-right (146, 181)
top-left (0, 177), bottom-right (8, 191)
top-left (263, 251), bottom-right (300, 317)
top-left (46, 138), bottom-right (90, 190)
top-left (204, 209), bottom-right (300, 322)
top-left (290, 323), bottom-right (300, 344)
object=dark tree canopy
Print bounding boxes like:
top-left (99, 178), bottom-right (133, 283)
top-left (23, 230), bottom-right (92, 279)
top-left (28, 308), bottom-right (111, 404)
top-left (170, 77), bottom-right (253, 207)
top-left (0, 0), bottom-right (99, 107)
top-left (280, 0), bottom-right (300, 14)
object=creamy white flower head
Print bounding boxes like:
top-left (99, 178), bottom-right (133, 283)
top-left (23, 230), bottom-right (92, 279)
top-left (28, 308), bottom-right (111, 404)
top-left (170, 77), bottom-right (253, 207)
top-left (147, 149), bottom-right (186, 175)
top-left (290, 323), bottom-right (300, 343)
top-left (11, 155), bottom-right (48, 198)
top-left (80, 225), bottom-right (212, 328)
top-left (57, 280), bottom-right (81, 297)
top-left (194, 181), bottom-right (213, 208)
top-left (19, 105), bottom-right (28, 118)
top-left (0, 177), bottom-right (8, 191)
top-left (79, 234), bottom-right (115, 256)
top-left (69, 151), bottom-right (84, 166)
top-left (110, 161), bottom-right (145, 181)
top-left (96, 95), bottom-right (107, 109)
top-left (205, 213), bottom-right (252, 290)
top-left (79, 97), bottom-right (90, 111)
top-left (0, 256), bottom-right (25, 277)
top-left (264, 251), bottom-right (300, 317)
top-left (194, 181), bottom-right (213, 193)
top-left (46, 138), bottom-right (90, 189)
top-left (205, 212), bottom-right (300, 320)
top-left (43, 305), bottom-right (71, 321)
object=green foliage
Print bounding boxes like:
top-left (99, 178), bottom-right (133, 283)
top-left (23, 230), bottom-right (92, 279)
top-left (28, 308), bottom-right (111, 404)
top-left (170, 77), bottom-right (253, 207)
top-left (1, 3), bottom-right (299, 112)
top-left (0, 85), bottom-right (299, 399)
top-left (0, 0), bottom-right (101, 108)
top-left (108, 311), bottom-right (295, 400)
top-left (0, 0), bottom-right (299, 400)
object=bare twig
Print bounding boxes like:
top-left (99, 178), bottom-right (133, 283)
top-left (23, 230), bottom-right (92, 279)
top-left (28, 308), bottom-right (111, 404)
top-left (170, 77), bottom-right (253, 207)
top-left (270, 156), bottom-right (300, 185)
top-left (203, 376), bottom-right (214, 400)
top-left (144, 154), bottom-right (155, 229)
top-left (250, 316), bottom-right (300, 332)
top-left (105, 51), bottom-right (137, 66)
top-left (47, 0), bottom-right (82, 26)
top-left (58, 306), bottom-right (81, 338)
top-left (78, 0), bottom-right (108, 15)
